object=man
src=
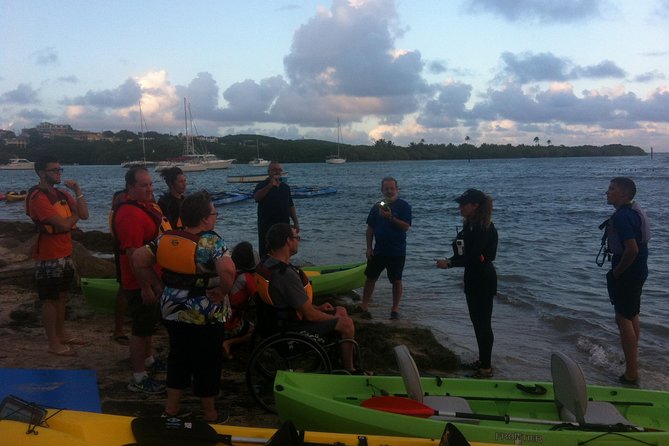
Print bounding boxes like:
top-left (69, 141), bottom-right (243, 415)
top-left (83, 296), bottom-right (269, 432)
top-left (253, 161), bottom-right (299, 256)
top-left (359, 177), bottom-right (411, 320)
top-left (259, 223), bottom-right (357, 372)
top-left (113, 167), bottom-right (170, 394)
top-left (605, 177), bottom-right (650, 386)
top-left (26, 155), bottom-right (89, 356)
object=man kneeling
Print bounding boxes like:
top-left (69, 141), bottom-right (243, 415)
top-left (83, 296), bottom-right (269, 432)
top-left (258, 223), bottom-right (357, 373)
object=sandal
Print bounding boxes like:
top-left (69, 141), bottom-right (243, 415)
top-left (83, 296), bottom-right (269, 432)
top-left (111, 334), bottom-right (129, 345)
top-left (48, 346), bottom-right (78, 357)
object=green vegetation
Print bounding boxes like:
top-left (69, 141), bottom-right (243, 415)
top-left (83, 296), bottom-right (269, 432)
top-left (0, 130), bottom-right (647, 165)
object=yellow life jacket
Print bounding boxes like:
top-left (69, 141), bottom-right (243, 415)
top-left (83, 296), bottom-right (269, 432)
top-left (254, 259), bottom-right (313, 321)
top-left (156, 230), bottom-right (219, 291)
top-left (25, 186), bottom-right (75, 234)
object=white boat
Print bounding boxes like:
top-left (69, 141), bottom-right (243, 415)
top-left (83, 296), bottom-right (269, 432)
top-left (121, 103), bottom-right (157, 168)
top-left (248, 139), bottom-right (270, 167)
top-left (155, 99), bottom-right (207, 172)
top-left (195, 153), bottom-right (235, 170)
top-left (325, 118), bottom-right (346, 164)
top-left (0, 158), bottom-right (35, 170)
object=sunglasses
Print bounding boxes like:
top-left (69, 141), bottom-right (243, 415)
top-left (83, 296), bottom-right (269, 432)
top-left (45, 168), bottom-right (64, 173)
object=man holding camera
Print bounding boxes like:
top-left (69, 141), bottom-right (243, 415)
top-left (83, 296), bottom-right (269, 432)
top-left (359, 177), bottom-right (412, 320)
top-left (253, 161), bottom-right (299, 256)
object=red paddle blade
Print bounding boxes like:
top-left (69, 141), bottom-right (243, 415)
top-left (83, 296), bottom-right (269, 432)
top-left (361, 396), bottom-right (435, 418)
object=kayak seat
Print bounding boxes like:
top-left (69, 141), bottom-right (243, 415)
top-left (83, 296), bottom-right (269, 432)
top-left (551, 352), bottom-right (634, 427)
top-left (394, 345), bottom-right (473, 418)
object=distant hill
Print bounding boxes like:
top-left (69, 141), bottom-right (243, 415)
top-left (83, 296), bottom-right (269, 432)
top-left (0, 131), bottom-right (647, 165)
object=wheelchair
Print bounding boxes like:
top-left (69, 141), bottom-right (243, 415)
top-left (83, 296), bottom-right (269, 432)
top-left (245, 295), bottom-right (360, 413)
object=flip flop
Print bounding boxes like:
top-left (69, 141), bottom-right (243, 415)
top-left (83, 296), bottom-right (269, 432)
top-left (63, 337), bottom-right (88, 345)
top-left (48, 347), bottom-right (78, 357)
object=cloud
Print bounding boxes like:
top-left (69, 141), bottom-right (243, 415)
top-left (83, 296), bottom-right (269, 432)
top-left (32, 47), bottom-right (59, 66)
top-left (417, 81), bottom-right (472, 128)
top-left (499, 52), bottom-right (626, 84)
top-left (57, 75), bottom-right (79, 84)
top-left (464, 0), bottom-right (610, 23)
top-left (64, 78), bottom-right (142, 108)
top-left (0, 84), bottom-right (40, 104)
top-left (634, 70), bottom-right (666, 83)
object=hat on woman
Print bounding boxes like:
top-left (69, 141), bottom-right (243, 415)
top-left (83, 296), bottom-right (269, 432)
top-left (455, 189), bottom-right (486, 204)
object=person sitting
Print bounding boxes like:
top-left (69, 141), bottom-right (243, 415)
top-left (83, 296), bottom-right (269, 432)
top-left (256, 223), bottom-right (357, 373)
top-left (223, 241), bottom-right (258, 359)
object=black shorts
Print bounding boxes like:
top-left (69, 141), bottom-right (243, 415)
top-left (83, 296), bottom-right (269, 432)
top-left (607, 271), bottom-right (644, 320)
top-left (35, 257), bottom-right (75, 300)
top-left (126, 289), bottom-right (160, 337)
top-left (364, 255), bottom-right (406, 282)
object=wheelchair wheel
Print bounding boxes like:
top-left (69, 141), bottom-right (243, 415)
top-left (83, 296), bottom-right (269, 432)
top-left (246, 332), bottom-right (332, 413)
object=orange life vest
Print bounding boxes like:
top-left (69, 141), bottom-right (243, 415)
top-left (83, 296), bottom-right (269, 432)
top-left (254, 259), bottom-right (313, 321)
top-left (25, 186), bottom-right (75, 234)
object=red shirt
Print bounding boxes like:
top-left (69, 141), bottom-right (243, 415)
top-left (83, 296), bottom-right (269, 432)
top-left (115, 202), bottom-right (161, 290)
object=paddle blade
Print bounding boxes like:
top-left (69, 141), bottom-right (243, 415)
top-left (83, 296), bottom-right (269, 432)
top-left (361, 396), bottom-right (435, 418)
top-left (131, 417), bottom-right (222, 446)
top-left (439, 423), bottom-right (471, 446)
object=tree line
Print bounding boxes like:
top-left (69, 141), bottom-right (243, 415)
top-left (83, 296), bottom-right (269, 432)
top-left (0, 130), bottom-right (646, 166)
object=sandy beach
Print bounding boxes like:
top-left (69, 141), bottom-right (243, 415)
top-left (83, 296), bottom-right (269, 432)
top-left (0, 221), bottom-right (458, 426)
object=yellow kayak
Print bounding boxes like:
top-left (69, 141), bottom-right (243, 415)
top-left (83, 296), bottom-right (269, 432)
top-left (0, 408), bottom-right (499, 446)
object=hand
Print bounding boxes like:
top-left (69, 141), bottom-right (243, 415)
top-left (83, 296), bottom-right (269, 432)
top-left (379, 206), bottom-right (392, 220)
top-left (293, 223), bottom-right (300, 233)
top-left (436, 259), bottom-right (449, 269)
top-left (206, 288), bottom-right (225, 304)
top-left (319, 302), bottom-right (334, 313)
top-left (366, 247), bottom-right (374, 260)
top-left (269, 175), bottom-right (281, 187)
top-left (64, 179), bottom-right (81, 194)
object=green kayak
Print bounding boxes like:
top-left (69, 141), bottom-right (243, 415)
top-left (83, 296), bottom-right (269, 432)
top-left (80, 262), bottom-right (365, 313)
top-left (274, 349), bottom-right (669, 446)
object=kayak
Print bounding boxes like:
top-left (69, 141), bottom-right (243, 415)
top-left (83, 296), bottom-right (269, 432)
top-left (211, 190), bottom-right (253, 205)
top-left (290, 186), bottom-right (337, 198)
top-left (5, 191), bottom-right (27, 202)
top-left (302, 262), bottom-right (366, 296)
top-left (80, 262), bottom-right (365, 313)
top-left (274, 353), bottom-right (669, 446)
top-left (0, 408), bottom-right (491, 446)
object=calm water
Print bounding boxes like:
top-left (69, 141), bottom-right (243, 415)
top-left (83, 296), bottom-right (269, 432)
top-left (2, 155), bottom-right (667, 389)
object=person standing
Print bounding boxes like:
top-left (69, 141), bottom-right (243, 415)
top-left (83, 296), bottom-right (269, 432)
top-left (359, 177), bottom-right (411, 320)
top-left (604, 177), bottom-right (650, 386)
top-left (158, 166), bottom-right (187, 229)
top-left (133, 191), bottom-right (236, 422)
top-left (436, 189), bottom-right (498, 379)
top-left (26, 155), bottom-right (89, 356)
top-left (113, 167), bottom-right (170, 394)
top-left (253, 161), bottom-right (299, 256)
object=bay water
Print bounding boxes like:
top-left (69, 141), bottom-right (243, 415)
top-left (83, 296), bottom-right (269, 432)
top-left (2, 155), bottom-right (667, 390)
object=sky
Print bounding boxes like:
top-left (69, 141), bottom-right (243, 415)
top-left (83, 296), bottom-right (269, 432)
top-left (2, 0), bottom-right (669, 150)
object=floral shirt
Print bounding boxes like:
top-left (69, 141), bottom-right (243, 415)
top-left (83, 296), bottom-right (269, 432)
top-left (158, 232), bottom-right (231, 324)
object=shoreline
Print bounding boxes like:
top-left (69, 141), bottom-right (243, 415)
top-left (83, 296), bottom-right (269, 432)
top-left (0, 221), bottom-right (459, 425)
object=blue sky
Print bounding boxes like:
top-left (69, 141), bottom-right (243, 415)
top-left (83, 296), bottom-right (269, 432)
top-left (2, 0), bottom-right (669, 150)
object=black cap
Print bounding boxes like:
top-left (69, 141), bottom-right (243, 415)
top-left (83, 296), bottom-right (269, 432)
top-left (455, 188), bottom-right (486, 204)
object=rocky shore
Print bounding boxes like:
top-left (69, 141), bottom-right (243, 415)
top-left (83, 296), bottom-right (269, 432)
top-left (0, 221), bottom-right (459, 427)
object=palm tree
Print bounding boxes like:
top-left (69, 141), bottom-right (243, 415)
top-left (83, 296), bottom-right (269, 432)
top-left (465, 135), bottom-right (470, 144)
top-left (533, 136), bottom-right (540, 146)
top-left (547, 139), bottom-right (552, 146)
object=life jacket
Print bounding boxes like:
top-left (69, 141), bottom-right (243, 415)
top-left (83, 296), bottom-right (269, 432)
top-left (254, 258), bottom-right (313, 322)
top-left (604, 202), bottom-right (651, 256)
top-left (109, 192), bottom-right (172, 241)
top-left (155, 230), bottom-right (219, 292)
top-left (24, 186), bottom-right (75, 234)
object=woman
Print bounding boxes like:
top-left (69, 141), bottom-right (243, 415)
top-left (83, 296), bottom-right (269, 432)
top-left (158, 166), bottom-right (186, 229)
top-left (133, 190), bottom-right (235, 423)
top-left (436, 189), bottom-right (498, 379)
top-left (223, 241), bottom-right (258, 359)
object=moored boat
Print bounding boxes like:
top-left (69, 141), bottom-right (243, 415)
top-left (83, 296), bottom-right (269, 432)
top-left (0, 158), bottom-right (34, 170)
top-left (0, 407), bottom-right (475, 446)
top-left (274, 350), bottom-right (669, 445)
top-left (291, 186), bottom-right (337, 198)
top-left (5, 190), bottom-right (28, 202)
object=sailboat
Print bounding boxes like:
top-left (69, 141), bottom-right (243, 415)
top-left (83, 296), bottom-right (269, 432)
top-left (121, 102), bottom-right (157, 168)
top-left (248, 139), bottom-right (270, 167)
top-left (325, 117), bottom-right (346, 164)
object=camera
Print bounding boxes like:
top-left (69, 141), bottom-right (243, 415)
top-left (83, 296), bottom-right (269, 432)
top-left (379, 200), bottom-right (389, 210)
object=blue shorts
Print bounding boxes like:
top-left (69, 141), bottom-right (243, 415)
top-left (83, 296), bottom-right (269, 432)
top-left (365, 255), bottom-right (405, 282)
top-left (35, 257), bottom-right (75, 300)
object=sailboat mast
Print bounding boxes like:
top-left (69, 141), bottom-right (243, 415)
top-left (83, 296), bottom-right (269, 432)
top-left (139, 101), bottom-right (147, 162)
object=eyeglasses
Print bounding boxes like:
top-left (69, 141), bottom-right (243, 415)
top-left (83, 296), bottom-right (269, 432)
top-left (290, 235), bottom-right (301, 241)
top-left (45, 168), bottom-right (64, 173)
